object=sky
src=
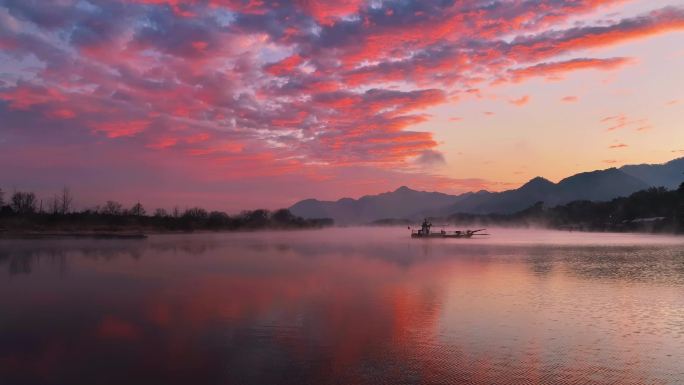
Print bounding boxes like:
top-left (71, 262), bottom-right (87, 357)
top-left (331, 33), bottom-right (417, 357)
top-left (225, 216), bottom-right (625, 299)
top-left (0, 0), bottom-right (683, 211)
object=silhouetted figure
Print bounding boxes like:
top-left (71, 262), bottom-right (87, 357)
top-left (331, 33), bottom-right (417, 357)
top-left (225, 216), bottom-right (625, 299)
top-left (420, 218), bottom-right (432, 235)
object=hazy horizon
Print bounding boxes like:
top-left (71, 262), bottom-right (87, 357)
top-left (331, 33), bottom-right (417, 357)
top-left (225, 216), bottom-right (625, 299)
top-left (2, 154), bottom-right (681, 213)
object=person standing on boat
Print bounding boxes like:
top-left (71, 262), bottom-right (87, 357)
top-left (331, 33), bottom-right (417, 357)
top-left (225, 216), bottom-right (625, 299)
top-left (421, 218), bottom-right (432, 235)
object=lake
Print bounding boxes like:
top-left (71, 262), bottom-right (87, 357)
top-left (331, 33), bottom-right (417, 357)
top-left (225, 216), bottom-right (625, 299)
top-left (1, 228), bottom-right (684, 385)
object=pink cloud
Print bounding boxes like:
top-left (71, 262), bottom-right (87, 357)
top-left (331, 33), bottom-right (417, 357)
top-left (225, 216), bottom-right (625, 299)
top-left (91, 120), bottom-right (150, 138)
top-left (0, 83), bottom-right (66, 110)
top-left (509, 57), bottom-right (633, 82)
top-left (295, 0), bottom-right (364, 25)
top-left (509, 7), bottom-right (684, 61)
top-left (186, 142), bottom-right (245, 157)
top-left (147, 137), bottom-right (179, 149)
top-left (47, 109), bottom-right (77, 119)
top-left (264, 54), bottom-right (303, 76)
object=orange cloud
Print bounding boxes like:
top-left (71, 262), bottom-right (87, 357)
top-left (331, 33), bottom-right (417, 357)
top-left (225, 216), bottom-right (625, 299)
top-left (600, 115), bottom-right (651, 132)
top-left (608, 143), bottom-right (628, 149)
top-left (509, 95), bottom-right (530, 106)
top-left (561, 96), bottom-right (579, 103)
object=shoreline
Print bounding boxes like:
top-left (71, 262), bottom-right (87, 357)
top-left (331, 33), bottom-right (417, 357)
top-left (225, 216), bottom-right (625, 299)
top-left (1, 225), bottom-right (682, 240)
top-left (0, 226), bottom-right (336, 239)
top-left (0, 231), bottom-right (149, 239)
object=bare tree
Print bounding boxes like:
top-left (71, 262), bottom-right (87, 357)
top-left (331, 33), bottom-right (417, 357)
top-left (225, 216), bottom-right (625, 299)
top-left (130, 202), bottom-right (146, 216)
top-left (183, 207), bottom-right (208, 219)
top-left (0, 187), bottom-right (4, 207)
top-left (102, 201), bottom-right (123, 215)
top-left (49, 194), bottom-right (60, 215)
top-left (60, 187), bottom-right (74, 214)
top-left (154, 208), bottom-right (168, 217)
top-left (11, 191), bottom-right (37, 214)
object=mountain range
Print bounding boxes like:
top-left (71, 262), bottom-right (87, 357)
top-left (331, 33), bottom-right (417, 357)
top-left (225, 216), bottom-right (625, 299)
top-left (289, 157), bottom-right (684, 224)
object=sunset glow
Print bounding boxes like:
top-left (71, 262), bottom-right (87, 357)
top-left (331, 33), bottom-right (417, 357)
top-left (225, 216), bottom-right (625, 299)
top-left (1, 0), bottom-right (683, 210)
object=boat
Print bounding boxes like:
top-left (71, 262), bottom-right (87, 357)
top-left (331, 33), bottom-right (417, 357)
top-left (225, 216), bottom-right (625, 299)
top-left (409, 218), bottom-right (487, 239)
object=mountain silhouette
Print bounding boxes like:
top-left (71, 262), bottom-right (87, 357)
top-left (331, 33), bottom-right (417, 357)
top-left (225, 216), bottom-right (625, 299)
top-left (290, 157), bottom-right (684, 224)
top-left (289, 186), bottom-right (461, 224)
top-left (447, 168), bottom-right (648, 215)
top-left (620, 157), bottom-right (684, 189)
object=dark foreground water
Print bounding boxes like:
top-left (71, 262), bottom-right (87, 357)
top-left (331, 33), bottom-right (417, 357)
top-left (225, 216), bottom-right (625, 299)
top-left (1, 228), bottom-right (684, 385)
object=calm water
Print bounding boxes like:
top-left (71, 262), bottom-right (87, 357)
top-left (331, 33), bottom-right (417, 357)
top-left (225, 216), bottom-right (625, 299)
top-left (1, 228), bottom-right (684, 385)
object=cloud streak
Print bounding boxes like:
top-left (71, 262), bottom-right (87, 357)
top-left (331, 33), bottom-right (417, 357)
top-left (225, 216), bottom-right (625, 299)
top-left (509, 57), bottom-right (634, 82)
top-left (509, 95), bottom-right (530, 106)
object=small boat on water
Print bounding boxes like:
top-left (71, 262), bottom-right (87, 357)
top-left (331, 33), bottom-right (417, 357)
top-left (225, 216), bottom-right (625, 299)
top-left (409, 218), bottom-right (488, 239)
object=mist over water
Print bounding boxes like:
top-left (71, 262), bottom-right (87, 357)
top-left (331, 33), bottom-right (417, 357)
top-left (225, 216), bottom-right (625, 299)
top-left (1, 228), bottom-right (684, 385)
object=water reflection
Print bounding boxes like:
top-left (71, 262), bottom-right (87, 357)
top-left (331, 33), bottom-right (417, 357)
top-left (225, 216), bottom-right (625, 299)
top-left (1, 228), bottom-right (684, 385)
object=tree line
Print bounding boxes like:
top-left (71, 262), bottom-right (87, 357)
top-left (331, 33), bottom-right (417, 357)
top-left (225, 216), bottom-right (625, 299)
top-left (0, 187), bottom-right (333, 233)
top-left (0, 187), bottom-right (73, 215)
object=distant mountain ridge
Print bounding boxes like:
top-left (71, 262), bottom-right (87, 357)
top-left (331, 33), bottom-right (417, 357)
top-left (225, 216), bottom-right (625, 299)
top-left (289, 185), bottom-right (461, 224)
top-left (619, 157), bottom-right (684, 189)
top-left (289, 157), bottom-right (684, 224)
